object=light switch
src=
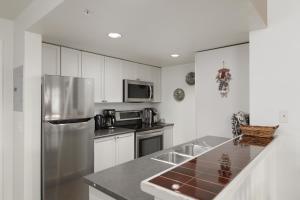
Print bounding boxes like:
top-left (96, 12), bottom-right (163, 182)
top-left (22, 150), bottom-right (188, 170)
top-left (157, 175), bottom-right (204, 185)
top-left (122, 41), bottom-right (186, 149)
top-left (279, 111), bottom-right (288, 123)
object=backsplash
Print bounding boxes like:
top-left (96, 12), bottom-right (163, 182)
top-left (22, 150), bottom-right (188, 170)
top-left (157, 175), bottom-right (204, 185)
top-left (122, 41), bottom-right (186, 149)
top-left (94, 103), bottom-right (160, 115)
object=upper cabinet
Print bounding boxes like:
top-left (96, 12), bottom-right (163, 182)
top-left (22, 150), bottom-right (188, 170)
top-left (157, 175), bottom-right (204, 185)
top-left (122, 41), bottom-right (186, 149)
top-left (61, 47), bottom-right (82, 77)
top-left (42, 43), bottom-right (161, 103)
top-left (151, 67), bottom-right (161, 102)
top-left (104, 57), bottom-right (123, 103)
top-left (122, 60), bottom-right (138, 80)
top-left (42, 43), bottom-right (60, 75)
top-left (137, 64), bottom-right (152, 82)
top-left (82, 52), bottom-right (105, 103)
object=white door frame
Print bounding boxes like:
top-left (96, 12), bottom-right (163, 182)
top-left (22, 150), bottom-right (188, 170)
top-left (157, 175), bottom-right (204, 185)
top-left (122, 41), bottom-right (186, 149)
top-left (0, 40), bottom-right (3, 200)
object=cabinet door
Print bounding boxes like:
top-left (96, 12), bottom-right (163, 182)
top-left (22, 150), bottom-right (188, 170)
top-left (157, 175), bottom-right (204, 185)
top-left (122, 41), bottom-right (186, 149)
top-left (151, 67), bottom-right (161, 102)
top-left (136, 64), bottom-right (152, 81)
top-left (122, 60), bottom-right (137, 80)
top-left (115, 133), bottom-right (134, 165)
top-left (61, 47), bottom-right (82, 77)
top-left (163, 126), bottom-right (173, 149)
top-left (42, 43), bottom-right (60, 75)
top-left (82, 52), bottom-right (105, 103)
top-left (104, 57), bottom-right (123, 102)
top-left (94, 136), bottom-right (116, 172)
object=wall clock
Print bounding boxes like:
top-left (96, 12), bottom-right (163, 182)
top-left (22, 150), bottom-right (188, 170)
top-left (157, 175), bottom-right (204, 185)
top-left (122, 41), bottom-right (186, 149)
top-left (173, 88), bottom-right (185, 101)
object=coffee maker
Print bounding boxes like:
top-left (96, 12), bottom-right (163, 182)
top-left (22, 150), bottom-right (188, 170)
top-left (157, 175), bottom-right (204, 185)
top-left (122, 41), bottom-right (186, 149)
top-left (143, 108), bottom-right (160, 125)
top-left (103, 109), bottom-right (116, 129)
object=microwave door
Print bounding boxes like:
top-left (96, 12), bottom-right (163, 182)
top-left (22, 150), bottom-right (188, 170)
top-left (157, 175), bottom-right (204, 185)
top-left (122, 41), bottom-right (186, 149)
top-left (124, 80), bottom-right (152, 102)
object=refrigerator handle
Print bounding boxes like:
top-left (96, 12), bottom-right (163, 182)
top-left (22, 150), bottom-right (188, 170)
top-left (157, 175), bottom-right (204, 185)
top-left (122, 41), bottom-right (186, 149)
top-left (46, 118), bottom-right (93, 125)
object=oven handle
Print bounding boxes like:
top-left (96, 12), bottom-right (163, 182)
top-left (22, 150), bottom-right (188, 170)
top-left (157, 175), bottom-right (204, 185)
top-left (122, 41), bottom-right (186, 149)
top-left (136, 130), bottom-right (163, 140)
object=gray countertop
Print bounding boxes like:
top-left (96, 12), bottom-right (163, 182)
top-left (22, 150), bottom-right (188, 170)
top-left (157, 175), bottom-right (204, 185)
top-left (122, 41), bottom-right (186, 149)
top-left (94, 123), bottom-right (174, 139)
top-left (94, 128), bottom-right (135, 139)
top-left (84, 135), bottom-right (230, 200)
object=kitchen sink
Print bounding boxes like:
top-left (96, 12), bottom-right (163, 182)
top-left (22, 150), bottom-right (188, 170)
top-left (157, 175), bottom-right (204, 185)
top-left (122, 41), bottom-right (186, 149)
top-left (174, 143), bottom-right (210, 156)
top-left (152, 152), bottom-right (191, 165)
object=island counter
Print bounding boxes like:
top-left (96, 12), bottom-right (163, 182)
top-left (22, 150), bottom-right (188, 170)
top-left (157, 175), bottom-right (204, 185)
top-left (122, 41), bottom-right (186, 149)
top-left (141, 135), bottom-right (276, 200)
top-left (84, 136), bottom-right (230, 200)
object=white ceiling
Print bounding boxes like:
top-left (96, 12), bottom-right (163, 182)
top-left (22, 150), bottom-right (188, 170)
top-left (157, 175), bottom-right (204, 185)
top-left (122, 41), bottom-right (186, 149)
top-left (30, 0), bottom-right (250, 67)
top-left (0, 0), bottom-right (33, 20)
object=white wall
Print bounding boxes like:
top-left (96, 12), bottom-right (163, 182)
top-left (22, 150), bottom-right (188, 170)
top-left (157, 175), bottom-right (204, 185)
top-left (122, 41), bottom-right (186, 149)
top-left (159, 63), bottom-right (196, 145)
top-left (249, 0), bottom-right (300, 198)
top-left (0, 18), bottom-right (14, 200)
top-left (0, 39), bottom-right (2, 200)
top-left (195, 44), bottom-right (249, 138)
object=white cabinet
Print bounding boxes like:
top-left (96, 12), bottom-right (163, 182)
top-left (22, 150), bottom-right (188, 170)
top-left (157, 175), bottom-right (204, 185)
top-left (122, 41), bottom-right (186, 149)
top-left (104, 57), bottom-right (123, 102)
top-left (122, 60), bottom-right (138, 80)
top-left (82, 52), bottom-right (105, 103)
top-left (151, 67), bottom-right (161, 102)
top-left (163, 126), bottom-right (173, 149)
top-left (94, 136), bottom-right (116, 172)
top-left (115, 133), bottom-right (135, 165)
top-left (42, 43), bottom-right (60, 75)
top-left (94, 132), bottom-right (134, 172)
top-left (137, 64), bottom-right (152, 81)
top-left (61, 47), bottom-right (82, 77)
top-left (136, 64), bottom-right (162, 102)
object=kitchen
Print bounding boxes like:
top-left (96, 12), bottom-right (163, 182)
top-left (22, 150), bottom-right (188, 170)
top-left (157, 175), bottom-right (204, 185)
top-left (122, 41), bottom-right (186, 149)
top-left (0, 0), bottom-right (300, 200)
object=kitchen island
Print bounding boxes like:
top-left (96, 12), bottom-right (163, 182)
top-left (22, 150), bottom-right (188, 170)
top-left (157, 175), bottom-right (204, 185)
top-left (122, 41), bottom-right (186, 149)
top-left (84, 136), bottom-right (230, 200)
top-left (141, 135), bottom-right (276, 200)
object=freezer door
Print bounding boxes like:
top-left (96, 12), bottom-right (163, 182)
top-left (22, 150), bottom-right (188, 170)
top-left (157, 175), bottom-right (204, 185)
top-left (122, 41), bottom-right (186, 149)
top-left (42, 119), bottom-right (94, 200)
top-left (43, 75), bottom-right (94, 121)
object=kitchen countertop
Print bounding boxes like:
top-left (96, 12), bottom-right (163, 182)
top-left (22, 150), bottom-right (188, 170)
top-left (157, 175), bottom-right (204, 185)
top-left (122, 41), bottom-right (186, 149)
top-left (141, 135), bottom-right (275, 200)
top-left (94, 127), bottom-right (135, 139)
top-left (94, 123), bottom-right (174, 139)
top-left (84, 136), bottom-right (230, 200)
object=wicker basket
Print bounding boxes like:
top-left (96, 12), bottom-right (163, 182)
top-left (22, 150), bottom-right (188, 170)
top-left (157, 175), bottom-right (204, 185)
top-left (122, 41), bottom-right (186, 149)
top-left (240, 125), bottom-right (279, 138)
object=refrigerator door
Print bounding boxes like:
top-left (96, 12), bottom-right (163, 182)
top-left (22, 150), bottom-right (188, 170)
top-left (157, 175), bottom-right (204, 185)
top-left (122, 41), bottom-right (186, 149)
top-left (42, 118), bottom-right (94, 200)
top-left (43, 75), bottom-right (94, 121)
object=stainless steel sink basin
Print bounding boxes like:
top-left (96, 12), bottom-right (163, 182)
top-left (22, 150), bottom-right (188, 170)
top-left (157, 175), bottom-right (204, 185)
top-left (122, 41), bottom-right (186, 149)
top-left (152, 152), bottom-right (190, 165)
top-left (174, 143), bottom-right (210, 156)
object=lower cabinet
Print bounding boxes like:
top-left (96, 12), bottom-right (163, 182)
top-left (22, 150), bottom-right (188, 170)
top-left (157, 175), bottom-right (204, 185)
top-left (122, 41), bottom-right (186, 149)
top-left (94, 132), bottom-right (134, 172)
top-left (163, 126), bottom-right (173, 149)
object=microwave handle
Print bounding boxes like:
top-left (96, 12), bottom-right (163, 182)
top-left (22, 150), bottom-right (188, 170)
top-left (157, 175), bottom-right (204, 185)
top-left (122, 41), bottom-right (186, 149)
top-left (148, 84), bottom-right (153, 101)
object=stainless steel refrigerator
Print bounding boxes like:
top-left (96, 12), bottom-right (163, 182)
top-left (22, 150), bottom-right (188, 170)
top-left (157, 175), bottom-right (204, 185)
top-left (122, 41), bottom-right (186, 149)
top-left (42, 75), bottom-right (94, 200)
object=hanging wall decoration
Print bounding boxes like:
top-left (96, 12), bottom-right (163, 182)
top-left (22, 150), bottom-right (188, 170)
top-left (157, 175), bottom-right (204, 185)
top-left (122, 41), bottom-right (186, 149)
top-left (216, 61), bottom-right (232, 97)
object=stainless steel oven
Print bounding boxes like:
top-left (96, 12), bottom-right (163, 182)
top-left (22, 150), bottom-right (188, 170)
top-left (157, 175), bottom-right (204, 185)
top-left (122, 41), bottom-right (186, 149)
top-left (123, 79), bottom-right (154, 102)
top-left (136, 129), bottom-right (163, 158)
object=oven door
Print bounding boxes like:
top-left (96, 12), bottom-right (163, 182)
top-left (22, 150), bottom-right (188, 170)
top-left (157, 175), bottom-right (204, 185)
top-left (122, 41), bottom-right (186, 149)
top-left (136, 129), bottom-right (163, 158)
top-left (123, 79), bottom-right (154, 102)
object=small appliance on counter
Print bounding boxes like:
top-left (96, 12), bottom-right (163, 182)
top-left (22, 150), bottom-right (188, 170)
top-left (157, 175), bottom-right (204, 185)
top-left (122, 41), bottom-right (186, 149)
top-left (94, 114), bottom-right (105, 130)
top-left (142, 107), bottom-right (160, 125)
top-left (103, 109), bottom-right (116, 129)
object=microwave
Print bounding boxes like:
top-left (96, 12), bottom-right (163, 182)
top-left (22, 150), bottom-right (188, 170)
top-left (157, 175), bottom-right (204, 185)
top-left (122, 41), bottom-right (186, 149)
top-left (123, 79), bottom-right (154, 102)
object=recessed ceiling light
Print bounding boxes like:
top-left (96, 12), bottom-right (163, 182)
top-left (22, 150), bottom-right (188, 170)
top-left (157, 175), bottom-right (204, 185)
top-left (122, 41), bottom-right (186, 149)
top-left (108, 33), bottom-right (122, 39)
top-left (171, 54), bottom-right (180, 58)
